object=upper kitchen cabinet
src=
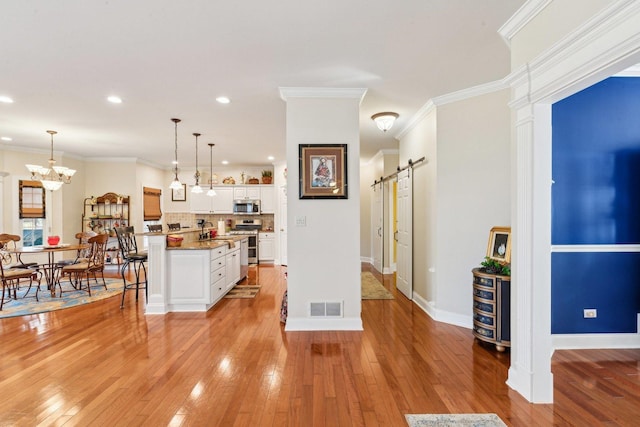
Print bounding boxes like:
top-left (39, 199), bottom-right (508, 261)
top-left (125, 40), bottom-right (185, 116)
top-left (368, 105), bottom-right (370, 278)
top-left (260, 186), bottom-right (275, 214)
top-left (190, 186), bottom-right (234, 214)
top-left (233, 186), bottom-right (261, 200)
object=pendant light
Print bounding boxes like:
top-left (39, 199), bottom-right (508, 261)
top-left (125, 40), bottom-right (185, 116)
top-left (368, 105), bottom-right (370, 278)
top-left (191, 132), bottom-right (203, 193)
top-left (169, 118), bottom-right (182, 190)
top-left (207, 143), bottom-right (217, 197)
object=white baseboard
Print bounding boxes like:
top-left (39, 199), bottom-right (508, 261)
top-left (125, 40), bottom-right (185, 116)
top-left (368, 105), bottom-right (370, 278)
top-left (285, 317), bottom-right (363, 331)
top-left (412, 292), bottom-right (473, 329)
top-left (553, 333), bottom-right (640, 350)
top-left (360, 256), bottom-right (373, 264)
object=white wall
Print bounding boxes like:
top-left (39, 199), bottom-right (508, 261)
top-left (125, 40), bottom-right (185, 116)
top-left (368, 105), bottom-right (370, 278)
top-left (436, 90), bottom-right (511, 317)
top-left (282, 89), bottom-right (364, 331)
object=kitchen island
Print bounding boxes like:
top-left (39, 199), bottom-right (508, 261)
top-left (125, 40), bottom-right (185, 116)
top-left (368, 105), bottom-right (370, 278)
top-left (143, 230), bottom-right (248, 314)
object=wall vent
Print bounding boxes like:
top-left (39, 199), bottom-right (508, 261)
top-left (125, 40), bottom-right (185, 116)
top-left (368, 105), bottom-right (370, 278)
top-left (309, 301), bottom-right (343, 318)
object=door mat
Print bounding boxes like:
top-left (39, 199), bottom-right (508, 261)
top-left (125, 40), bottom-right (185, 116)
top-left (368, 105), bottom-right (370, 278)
top-left (361, 272), bottom-right (394, 300)
top-left (224, 285), bottom-right (261, 299)
top-left (0, 278), bottom-right (125, 319)
top-left (405, 413), bottom-right (507, 427)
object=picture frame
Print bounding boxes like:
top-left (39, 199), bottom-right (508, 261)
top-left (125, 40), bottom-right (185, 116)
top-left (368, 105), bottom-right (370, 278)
top-left (486, 226), bottom-right (511, 263)
top-left (298, 144), bottom-right (348, 199)
top-left (171, 183), bottom-right (187, 202)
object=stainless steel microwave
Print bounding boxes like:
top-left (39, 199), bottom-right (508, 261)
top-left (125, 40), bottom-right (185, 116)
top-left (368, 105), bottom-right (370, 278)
top-left (233, 199), bottom-right (260, 215)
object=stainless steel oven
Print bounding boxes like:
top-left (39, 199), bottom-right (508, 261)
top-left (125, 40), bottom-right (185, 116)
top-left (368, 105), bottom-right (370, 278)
top-left (229, 219), bottom-right (261, 264)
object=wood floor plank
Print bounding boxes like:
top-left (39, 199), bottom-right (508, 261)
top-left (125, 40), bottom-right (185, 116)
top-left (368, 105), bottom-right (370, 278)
top-left (1, 264), bottom-right (639, 425)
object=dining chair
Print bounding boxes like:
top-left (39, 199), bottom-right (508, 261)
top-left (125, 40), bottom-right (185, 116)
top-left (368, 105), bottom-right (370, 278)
top-left (0, 235), bottom-right (42, 310)
top-left (57, 234), bottom-right (109, 297)
top-left (56, 231), bottom-right (97, 268)
top-left (115, 226), bottom-right (147, 308)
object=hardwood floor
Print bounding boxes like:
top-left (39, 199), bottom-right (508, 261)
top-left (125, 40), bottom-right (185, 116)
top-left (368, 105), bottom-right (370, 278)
top-left (0, 264), bottom-right (638, 426)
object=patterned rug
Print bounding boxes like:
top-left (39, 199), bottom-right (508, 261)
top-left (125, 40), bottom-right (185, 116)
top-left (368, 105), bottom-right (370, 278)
top-left (0, 277), bottom-right (125, 319)
top-left (224, 284), bottom-right (261, 299)
top-left (405, 414), bottom-right (507, 427)
top-left (361, 271), bottom-right (394, 300)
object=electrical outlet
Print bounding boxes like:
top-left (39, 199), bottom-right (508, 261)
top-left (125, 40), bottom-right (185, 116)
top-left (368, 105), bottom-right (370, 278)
top-left (583, 308), bottom-right (597, 318)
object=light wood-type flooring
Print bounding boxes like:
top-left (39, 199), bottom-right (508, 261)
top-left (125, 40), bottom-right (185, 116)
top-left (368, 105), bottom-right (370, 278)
top-left (0, 264), bottom-right (638, 426)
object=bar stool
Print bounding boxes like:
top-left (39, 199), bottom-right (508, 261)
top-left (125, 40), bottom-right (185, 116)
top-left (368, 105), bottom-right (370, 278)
top-left (115, 226), bottom-right (148, 308)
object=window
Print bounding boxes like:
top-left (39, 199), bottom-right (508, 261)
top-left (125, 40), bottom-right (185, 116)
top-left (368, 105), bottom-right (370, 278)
top-left (19, 180), bottom-right (46, 247)
top-left (143, 187), bottom-right (162, 221)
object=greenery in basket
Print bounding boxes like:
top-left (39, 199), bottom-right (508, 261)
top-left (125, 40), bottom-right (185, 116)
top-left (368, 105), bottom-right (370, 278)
top-left (261, 170), bottom-right (273, 178)
top-left (480, 257), bottom-right (511, 276)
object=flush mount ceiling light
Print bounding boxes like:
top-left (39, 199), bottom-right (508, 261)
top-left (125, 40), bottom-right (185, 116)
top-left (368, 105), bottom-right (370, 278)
top-left (207, 143), bottom-right (217, 197)
top-left (25, 130), bottom-right (76, 191)
top-left (169, 118), bottom-right (183, 190)
top-left (216, 96), bottom-right (230, 104)
top-left (371, 112), bottom-right (399, 132)
top-left (191, 132), bottom-right (203, 194)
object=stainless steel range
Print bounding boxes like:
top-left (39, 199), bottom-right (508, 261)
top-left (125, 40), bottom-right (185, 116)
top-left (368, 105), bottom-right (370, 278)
top-left (229, 219), bottom-right (261, 264)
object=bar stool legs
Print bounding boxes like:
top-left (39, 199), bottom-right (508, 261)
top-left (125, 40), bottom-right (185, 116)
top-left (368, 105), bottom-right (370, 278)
top-left (120, 257), bottom-right (147, 309)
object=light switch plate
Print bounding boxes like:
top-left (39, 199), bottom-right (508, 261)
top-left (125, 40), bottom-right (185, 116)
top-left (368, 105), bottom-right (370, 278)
top-left (295, 216), bottom-right (306, 227)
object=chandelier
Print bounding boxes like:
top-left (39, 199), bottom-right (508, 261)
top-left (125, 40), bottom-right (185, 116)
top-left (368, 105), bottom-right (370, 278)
top-left (207, 143), bottom-right (217, 197)
top-left (26, 130), bottom-right (76, 191)
top-left (169, 118), bottom-right (183, 190)
top-left (191, 132), bottom-right (203, 193)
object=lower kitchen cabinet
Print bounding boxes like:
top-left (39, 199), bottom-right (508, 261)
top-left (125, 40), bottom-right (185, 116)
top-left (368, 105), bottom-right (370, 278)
top-left (258, 232), bottom-right (275, 263)
top-left (472, 268), bottom-right (511, 351)
top-left (168, 244), bottom-right (242, 311)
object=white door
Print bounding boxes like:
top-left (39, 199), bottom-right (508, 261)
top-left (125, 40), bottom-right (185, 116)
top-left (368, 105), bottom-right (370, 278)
top-left (396, 169), bottom-right (413, 299)
top-left (371, 183), bottom-right (384, 273)
top-left (278, 186), bottom-right (288, 265)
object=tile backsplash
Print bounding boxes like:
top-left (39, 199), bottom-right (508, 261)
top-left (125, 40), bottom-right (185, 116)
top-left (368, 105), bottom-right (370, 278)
top-left (163, 213), bottom-right (274, 231)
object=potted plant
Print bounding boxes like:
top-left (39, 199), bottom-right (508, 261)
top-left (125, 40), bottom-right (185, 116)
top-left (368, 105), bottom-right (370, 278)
top-left (480, 257), bottom-right (510, 276)
top-left (261, 170), bottom-right (273, 184)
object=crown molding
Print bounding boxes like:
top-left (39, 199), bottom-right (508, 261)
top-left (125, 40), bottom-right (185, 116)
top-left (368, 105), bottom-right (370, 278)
top-left (614, 64), bottom-right (640, 77)
top-left (498, 0), bottom-right (552, 47)
top-left (279, 87), bottom-right (368, 104)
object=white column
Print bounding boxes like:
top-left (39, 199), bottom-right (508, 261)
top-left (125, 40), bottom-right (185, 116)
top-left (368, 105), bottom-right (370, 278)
top-left (145, 233), bottom-right (168, 314)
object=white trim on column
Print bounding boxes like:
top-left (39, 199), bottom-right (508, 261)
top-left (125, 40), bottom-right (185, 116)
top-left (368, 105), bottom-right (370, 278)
top-left (507, 0), bottom-right (640, 404)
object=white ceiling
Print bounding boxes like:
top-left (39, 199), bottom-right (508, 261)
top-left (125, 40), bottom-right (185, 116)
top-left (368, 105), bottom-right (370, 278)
top-left (0, 0), bottom-right (525, 169)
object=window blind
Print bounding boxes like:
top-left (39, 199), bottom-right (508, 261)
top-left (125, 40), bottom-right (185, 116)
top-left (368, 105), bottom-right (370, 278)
top-left (19, 180), bottom-right (46, 218)
top-left (143, 187), bottom-right (162, 221)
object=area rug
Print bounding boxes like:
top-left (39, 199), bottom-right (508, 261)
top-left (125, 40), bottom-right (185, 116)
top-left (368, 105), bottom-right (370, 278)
top-left (361, 271), bottom-right (394, 300)
top-left (405, 413), bottom-right (507, 427)
top-left (0, 277), bottom-right (125, 319)
top-left (224, 285), bottom-right (261, 299)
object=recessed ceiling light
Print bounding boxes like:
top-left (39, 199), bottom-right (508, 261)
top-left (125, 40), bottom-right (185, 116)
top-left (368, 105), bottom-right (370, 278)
top-left (216, 96), bottom-right (230, 104)
top-left (0, 96), bottom-right (14, 103)
top-left (1, 136), bottom-right (12, 141)
top-left (107, 96), bottom-right (122, 104)
top-left (268, 156), bottom-right (274, 161)
top-left (221, 160), bottom-right (229, 165)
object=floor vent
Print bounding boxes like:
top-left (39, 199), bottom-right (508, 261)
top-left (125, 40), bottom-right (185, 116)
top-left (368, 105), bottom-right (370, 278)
top-left (309, 301), bottom-right (343, 317)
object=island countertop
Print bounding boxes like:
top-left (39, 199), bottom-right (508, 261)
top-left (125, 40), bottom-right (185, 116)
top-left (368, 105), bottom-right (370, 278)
top-left (165, 235), bottom-right (247, 250)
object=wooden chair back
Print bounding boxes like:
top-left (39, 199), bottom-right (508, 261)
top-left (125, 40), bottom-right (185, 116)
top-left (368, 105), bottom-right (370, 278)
top-left (0, 234), bottom-right (21, 269)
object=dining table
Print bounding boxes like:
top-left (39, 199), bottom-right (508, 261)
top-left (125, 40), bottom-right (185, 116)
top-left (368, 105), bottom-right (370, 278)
top-left (12, 244), bottom-right (89, 296)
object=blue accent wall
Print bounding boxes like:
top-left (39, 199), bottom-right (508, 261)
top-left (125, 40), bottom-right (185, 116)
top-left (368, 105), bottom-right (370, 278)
top-left (552, 77), bottom-right (640, 334)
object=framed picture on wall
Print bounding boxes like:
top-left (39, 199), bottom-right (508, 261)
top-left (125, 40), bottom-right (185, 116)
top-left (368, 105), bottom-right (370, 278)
top-left (486, 226), bottom-right (511, 263)
top-left (171, 183), bottom-right (187, 202)
top-left (298, 144), bottom-right (348, 199)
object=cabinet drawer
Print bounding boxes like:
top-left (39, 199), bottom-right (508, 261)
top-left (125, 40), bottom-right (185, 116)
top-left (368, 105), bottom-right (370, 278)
top-left (211, 257), bottom-right (225, 271)
top-left (210, 264), bottom-right (225, 284)
top-left (473, 286), bottom-right (494, 301)
top-left (473, 312), bottom-right (495, 327)
top-left (473, 275), bottom-right (495, 289)
top-left (473, 323), bottom-right (495, 340)
top-left (210, 247), bottom-right (226, 259)
top-left (473, 299), bottom-right (495, 315)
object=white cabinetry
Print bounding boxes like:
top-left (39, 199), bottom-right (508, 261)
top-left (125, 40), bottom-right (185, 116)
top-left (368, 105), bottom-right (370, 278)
top-left (190, 186), bottom-right (234, 213)
top-left (258, 232), bottom-right (275, 263)
top-left (168, 245), bottom-right (228, 311)
top-left (260, 186), bottom-right (275, 213)
top-left (234, 186), bottom-right (261, 200)
top-left (225, 246), bottom-right (241, 290)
